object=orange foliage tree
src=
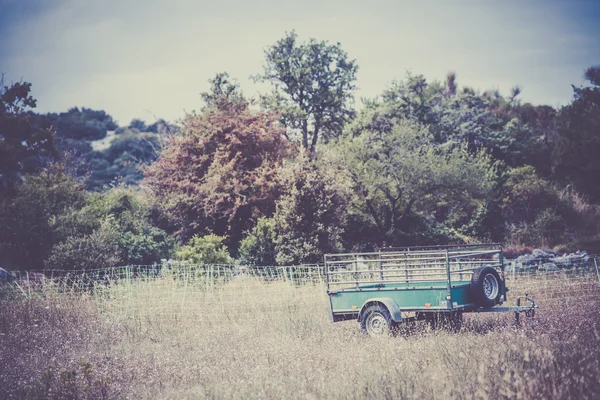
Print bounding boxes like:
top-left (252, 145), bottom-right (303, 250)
top-left (143, 101), bottom-right (293, 249)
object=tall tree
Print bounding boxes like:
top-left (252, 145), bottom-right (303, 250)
top-left (553, 65), bottom-right (600, 202)
top-left (273, 154), bottom-right (351, 264)
top-left (0, 78), bottom-right (57, 190)
top-left (257, 31), bottom-right (358, 155)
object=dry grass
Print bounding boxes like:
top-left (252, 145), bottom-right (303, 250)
top-left (1, 271), bottom-right (600, 399)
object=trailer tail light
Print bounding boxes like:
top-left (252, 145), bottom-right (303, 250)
top-left (351, 305), bottom-right (357, 310)
top-left (425, 303), bottom-right (431, 307)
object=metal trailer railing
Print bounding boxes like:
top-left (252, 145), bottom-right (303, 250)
top-left (324, 243), bottom-right (503, 293)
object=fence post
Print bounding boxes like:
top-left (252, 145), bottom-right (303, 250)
top-left (445, 250), bottom-right (452, 309)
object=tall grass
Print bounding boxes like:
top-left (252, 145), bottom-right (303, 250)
top-left (1, 266), bottom-right (599, 399)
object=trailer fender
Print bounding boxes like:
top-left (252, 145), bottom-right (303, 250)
top-left (358, 298), bottom-right (402, 322)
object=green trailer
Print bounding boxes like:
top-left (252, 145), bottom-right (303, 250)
top-left (324, 244), bottom-right (537, 337)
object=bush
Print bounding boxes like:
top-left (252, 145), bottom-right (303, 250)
top-left (238, 217), bottom-right (277, 266)
top-left (49, 186), bottom-right (175, 268)
top-left (0, 163), bottom-right (86, 270)
top-left (175, 234), bottom-right (232, 265)
top-left (501, 166), bottom-right (597, 248)
top-left (45, 220), bottom-right (122, 270)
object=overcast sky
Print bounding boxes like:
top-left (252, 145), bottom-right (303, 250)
top-left (1, 0), bottom-right (599, 125)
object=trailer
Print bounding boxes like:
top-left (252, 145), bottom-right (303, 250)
top-left (324, 244), bottom-right (537, 337)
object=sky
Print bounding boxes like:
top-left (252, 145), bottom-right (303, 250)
top-left (1, 0), bottom-right (599, 125)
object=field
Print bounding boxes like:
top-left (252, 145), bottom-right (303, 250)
top-left (1, 267), bottom-right (600, 399)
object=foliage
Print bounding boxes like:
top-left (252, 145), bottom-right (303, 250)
top-left (500, 166), bottom-right (590, 247)
top-left (175, 234), bottom-right (232, 265)
top-left (50, 107), bottom-right (118, 141)
top-left (350, 73), bottom-right (545, 168)
top-left (336, 120), bottom-right (497, 247)
top-left (45, 219), bottom-right (122, 270)
top-left (501, 166), bottom-right (558, 223)
top-left (0, 178), bottom-right (174, 270)
top-left (258, 31), bottom-right (358, 155)
top-left (63, 187), bottom-right (174, 266)
top-left (200, 72), bottom-right (247, 109)
top-left (273, 154), bottom-right (351, 264)
top-left (0, 163), bottom-right (86, 270)
top-left (0, 78), bottom-right (57, 190)
top-left (144, 95), bottom-right (292, 248)
top-left (87, 132), bottom-right (160, 189)
top-left (552, 65), bottom-right (600, 202)
top-left (238, 217), bottom-right (277, 266)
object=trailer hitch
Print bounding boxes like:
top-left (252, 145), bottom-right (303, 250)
top-left (514, 293), bottom-right (536, 327)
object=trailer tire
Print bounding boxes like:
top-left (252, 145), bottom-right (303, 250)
top-left (360, 304), bottom-right (397, 337)
top-left (470, 266), bottom-right (502, 308)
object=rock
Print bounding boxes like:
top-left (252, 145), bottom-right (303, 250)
top-left (508, 248), bottom-right (593, 273)
top-left (532, 249), bottom-right (555, 259)
top-left (540, 262), bottom-right (559, 272)
top-left (516, 253), bottom-right (536, 265)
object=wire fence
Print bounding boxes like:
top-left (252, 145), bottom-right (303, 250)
top-left (1, 258), bottom-right (600, 320)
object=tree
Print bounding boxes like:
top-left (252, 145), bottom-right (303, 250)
top-left (273, 154), bottom-right (351, 265)
top-left (128, 118), bottom-right (147, 131)
top-left (201, 72), bottom-right (246, 109)
top-left (553, 65), bottom-right (600, 202)
top-left (0, 77), bottom-right (57, 190)
top-left (87, 132), bottom-right (161, 189)
top-left (258, 31), bottom-right (358, 155)
top-left (0, 163), bottom-right (86, 270)
top-left (45, 219), bottom-right (122, 270)
top-left (336, 121), bottom-right (498, 247)
top-left (350, 73), bottom-right (543, 168)
top-left (143, 96), bottom-right (293, 249)
top-left (49, 186), bottom-right (174, 268)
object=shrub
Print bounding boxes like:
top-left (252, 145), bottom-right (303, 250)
top-left (238, 217), bottom-right (277, 266)
top-left (0, 163), bottom-right (86, 270)
top-left (175, 234), bottom-right (232, 265)
top-left (45, 219), bottom-right (122, 270)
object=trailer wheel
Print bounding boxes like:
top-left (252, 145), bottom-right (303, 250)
top-left (470, 266), bottom-right (502, 308)
top-left (360, 304), bottom-right (397, 337)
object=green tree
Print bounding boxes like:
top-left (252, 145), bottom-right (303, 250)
top-left (501, 166), bottom-right (581, 247)
top-left (553, 65), bottom-right (600, 202)
top-left (350, 72), bottom-right (543, 168)
top-left (258, 31), bottom-right (358, 155)
top-left (61, 187), bottom-right (174, 266)
top-left (336, 121), bottom-right (498, 246)
top-left (45, 219), bottom-right (122, 270)
top-left (0, 163), bottom-right (86, 270)
top-left (273, 154), bottom-right (351, 265)
top-left (201, 72), bottom-right (246, 109)
top-left (0, 78), bottom-right (57, 190)
top-left (87, 132), bottom-right (161, 189)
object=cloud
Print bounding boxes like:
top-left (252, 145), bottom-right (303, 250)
top-left (1, 0), bottom-right (598, 124)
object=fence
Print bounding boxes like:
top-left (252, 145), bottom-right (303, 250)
top-left (1, 258), bottom-right (599, 327)
top-left (1, 258), bottom-right (600, 309)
